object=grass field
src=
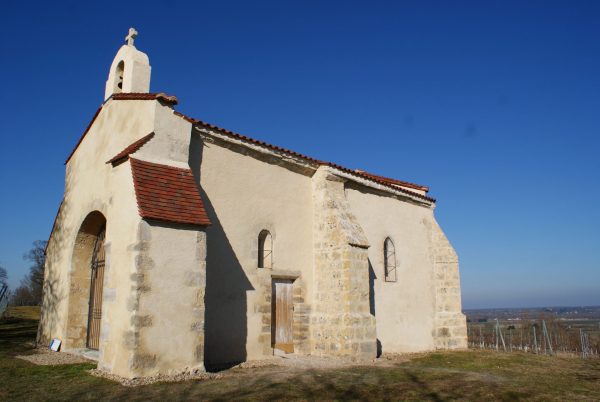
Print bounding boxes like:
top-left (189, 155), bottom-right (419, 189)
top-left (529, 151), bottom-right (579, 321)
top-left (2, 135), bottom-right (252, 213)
top-left (1, 307), bottom-right (599, 401)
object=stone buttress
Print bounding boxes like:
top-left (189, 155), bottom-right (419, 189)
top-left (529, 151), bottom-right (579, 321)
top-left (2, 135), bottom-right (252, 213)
top-left (310, 166), bottom-right (377, 359)
top-left (425, 217), bottom-right (468, 349)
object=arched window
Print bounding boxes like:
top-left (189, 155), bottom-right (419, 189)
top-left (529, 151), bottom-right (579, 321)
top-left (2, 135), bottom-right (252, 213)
top-left (384, 237), bottom-right (396, 282)
top-left (258, 230), bottom-right (272, 268)
top-left (114, 61), bottom-right (125, 92)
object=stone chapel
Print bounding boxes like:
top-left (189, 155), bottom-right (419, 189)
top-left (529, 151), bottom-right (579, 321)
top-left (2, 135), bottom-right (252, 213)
top-left (38, 29), bottom-right (467, 379)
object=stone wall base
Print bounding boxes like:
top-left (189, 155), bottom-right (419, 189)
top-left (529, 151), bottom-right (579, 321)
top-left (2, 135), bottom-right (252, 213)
top-left (433, 312), bottom-right (468, 349)
top-left (310, 312), bottom-right (377, 360)
top-left (89, 366), bottom-right (212, 386)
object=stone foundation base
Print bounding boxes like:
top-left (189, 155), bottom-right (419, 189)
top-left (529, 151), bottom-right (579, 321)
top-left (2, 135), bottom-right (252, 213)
top-left (89, 366), bottom-right (215, 386)
top-left (433, 312), bottom-right (468, 349)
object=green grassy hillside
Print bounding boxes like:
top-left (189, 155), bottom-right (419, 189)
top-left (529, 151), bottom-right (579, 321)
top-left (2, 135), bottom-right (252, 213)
top-left (1, 308), bottom-right (599, 401)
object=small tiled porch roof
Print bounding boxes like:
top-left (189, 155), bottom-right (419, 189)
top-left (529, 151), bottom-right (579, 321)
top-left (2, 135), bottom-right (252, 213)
top-left (106, 132), bottom-right (155, 166)
top-left (130, 158), bottom-right (211, 226)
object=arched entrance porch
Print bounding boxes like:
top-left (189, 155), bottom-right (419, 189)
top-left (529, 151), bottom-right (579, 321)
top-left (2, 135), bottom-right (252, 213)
top-left (65, 211), bottom-right (107, 350)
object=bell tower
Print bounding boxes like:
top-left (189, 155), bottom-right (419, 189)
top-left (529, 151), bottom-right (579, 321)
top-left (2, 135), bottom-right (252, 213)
top-left (104, 28), bottom-right (152, 100)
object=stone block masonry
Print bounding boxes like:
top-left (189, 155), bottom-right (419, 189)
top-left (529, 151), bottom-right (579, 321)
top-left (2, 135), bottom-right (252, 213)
top-left (311, 167), bottom-right (377, 359)
top-left (255, 272), bottom-right (311, 356)
top-left (424, 217), bottom-right (468, 349)
top-left (115, 221), bottom-right (208, 378)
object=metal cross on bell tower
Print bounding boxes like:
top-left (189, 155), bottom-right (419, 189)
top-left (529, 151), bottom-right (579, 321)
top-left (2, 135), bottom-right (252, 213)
top-left (125, 27), bottom-right (138, 46)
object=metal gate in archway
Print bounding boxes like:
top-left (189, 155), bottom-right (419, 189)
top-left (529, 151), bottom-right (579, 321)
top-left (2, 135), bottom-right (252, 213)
top-left (86, 227), bottom-right (106, 350)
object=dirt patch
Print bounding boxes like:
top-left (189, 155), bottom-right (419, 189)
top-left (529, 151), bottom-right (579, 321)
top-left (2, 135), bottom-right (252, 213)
top-left (215, 352), bottom-right (420, 385)
top-left (88, 353), bottom-right (419, 387)
top-left (89, 368), bottom-right (223, 387)
top-left (232, 352), bottom-right (414, 372)
top-left (16, 348), bottom-right (93, 366)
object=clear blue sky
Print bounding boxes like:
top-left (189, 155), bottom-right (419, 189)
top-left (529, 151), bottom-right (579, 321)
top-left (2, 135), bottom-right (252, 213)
top-left (0, 1), bottom-right (598, 309)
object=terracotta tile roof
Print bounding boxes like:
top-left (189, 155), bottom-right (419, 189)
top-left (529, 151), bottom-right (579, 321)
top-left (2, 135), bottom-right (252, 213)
top-left (322, 162), bottom-right (433, 202)
top-left (130, 158), bottom-right (211, 226)
top-left (353, 170), bottom-right (429, 192)
top-left (173, 111), bottom-right (325, 164)
top-left (111, 92), bottom-right (179, 105)
top-left (175, 111), bottom-right (435, 203)
top-left (64, 92), bottom-right (433, 203)
top-left (106, 132), bottom-right (155, 166)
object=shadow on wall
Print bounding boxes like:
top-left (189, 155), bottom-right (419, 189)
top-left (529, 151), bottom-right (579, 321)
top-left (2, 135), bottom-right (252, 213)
top-left (368, 259), bottom-right (376, 317)
top-left (37, 198), bottom-right (70, 345)
top-left (38, 164), bottom-right (86, 345)
top-left (189, 132), bottom-right (254, 371)
top-left (368, 259), bottom-right (382, 357)
top-left (38, 161), bottom-right (87, 345)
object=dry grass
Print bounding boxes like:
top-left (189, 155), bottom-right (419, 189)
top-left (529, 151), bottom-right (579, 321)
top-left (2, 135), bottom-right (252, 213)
top-left (1, 308), bottom-right (599, 401)
top-left (3, 306), bottom-right (41, 321)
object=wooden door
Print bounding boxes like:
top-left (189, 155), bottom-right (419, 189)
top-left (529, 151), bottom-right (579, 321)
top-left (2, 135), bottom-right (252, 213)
top-left (272, 279), bottom-right (294, 353)
top-left (86, 228), bottom-right (106, 350)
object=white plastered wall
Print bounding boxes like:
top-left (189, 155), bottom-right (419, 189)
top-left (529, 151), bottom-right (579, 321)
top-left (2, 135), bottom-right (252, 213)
top-left (39, 100), bottom-right (156, 375)
top-left (132, 222), bottom-right (206, 376)
top-left (345, 187), bottom-right (438, 353)
top-left (39, 99), bottom-right (210, 378)
top-left (190, 134), bottom-right (314, 366)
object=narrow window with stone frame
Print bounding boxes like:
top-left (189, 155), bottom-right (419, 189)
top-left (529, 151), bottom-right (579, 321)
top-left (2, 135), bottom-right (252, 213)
top-left (384, 237), bottom-right (397, 282)
top-left (258, 230), bottom-right (273, 268)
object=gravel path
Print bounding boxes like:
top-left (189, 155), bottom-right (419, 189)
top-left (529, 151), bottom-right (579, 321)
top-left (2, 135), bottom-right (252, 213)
top-left (86, 353), bottom-right (418, 386)
top-left (17, 347), bottom-right (418, 386)
top-left (16, 348), bottom-right (94, 366)
top-left (89, 368), bottom-right (222, 387)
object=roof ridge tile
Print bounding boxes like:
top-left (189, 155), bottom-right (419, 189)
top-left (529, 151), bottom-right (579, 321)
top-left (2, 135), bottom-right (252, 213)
top-left (174, 110), bottom-right (435, 203)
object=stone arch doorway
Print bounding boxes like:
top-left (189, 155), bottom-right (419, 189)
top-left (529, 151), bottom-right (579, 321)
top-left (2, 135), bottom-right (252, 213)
top-left (65, 211), bottom-right (107, 350)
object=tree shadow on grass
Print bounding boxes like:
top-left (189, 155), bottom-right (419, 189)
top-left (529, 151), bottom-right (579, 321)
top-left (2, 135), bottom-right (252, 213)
top-left (405, 371), bottom-right (445, 402)
top-left (0, 317), bottom-right (39, 355)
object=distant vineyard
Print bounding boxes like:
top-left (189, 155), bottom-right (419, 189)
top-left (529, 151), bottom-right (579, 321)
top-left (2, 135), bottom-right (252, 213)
top-left (467, 315), bottom-right (600, 358)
